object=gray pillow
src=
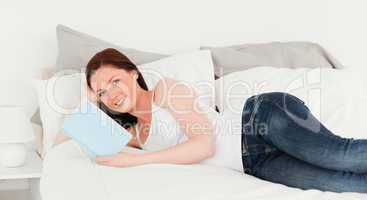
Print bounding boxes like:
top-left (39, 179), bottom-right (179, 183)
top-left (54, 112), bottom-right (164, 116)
top-left (201, 41), bottom-right (344, 78)
top-left (31, 25), bottom-right (168, 125)
top-left (56, 24), bottom-right (167, 71)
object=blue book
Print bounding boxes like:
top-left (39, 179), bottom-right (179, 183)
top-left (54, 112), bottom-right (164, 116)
top-left (62, 100), bottom-right (132, 158)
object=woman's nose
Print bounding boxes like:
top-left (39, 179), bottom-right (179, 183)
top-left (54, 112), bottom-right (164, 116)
top-left (107, 90), bottom-right (120, 103)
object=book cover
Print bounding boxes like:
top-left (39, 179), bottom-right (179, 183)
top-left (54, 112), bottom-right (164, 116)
top-left (62, 100), bottom-right (132, 157)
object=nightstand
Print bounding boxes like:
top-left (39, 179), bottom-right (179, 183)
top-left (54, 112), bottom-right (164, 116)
top-left (0, 151), bottom-right (42, 200)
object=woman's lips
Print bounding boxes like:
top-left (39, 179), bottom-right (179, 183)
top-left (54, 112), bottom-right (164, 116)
top-left (114, 96), bottom-right (126, 107)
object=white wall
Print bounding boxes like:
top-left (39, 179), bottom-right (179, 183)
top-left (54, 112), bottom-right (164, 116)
top-left (326, 1), bottom-right (367, 68)
top-left (0, 0), bottom-right (366, 118)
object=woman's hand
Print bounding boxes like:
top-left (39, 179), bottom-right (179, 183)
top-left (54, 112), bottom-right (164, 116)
top-left (53, 132), bottom-right (71, 147)
top-left (96, 151), bottom-right (145, 168)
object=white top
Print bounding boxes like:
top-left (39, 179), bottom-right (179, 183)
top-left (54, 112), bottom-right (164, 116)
top-left (140, 102), bottom-right (244, 173)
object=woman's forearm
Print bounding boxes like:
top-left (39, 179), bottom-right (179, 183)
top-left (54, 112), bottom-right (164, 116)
top-left (138, 136), bottom-right (216, 165)
top-left (53, 132), bottom-right (71, 147)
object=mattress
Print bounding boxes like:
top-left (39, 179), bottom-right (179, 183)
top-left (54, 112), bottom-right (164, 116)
top-left (40, 140), bottom-right (366, 200)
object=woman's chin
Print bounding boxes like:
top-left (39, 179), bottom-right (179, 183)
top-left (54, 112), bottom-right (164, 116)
top-left (108, 99), bottom-right (133, 114)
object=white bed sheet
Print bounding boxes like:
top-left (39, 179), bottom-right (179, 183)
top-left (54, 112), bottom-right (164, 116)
top-left (40, 140), bottom-right (367, 200)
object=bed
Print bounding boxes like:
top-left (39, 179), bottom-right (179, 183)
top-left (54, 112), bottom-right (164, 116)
top-left (40, 140), bottom-right (366, 200)
top-left (31, 25), bottom-right (367, 200)
top-left (39, 66), bottom-right (367, 200)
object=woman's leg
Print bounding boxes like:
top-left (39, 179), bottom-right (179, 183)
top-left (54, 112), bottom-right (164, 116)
top-left (254, 92), bottom-right (367, 173)
top-left (252, 150), bottom-right (367, 193)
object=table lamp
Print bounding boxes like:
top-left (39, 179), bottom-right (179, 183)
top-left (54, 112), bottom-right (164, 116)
top-left (0, 105), bottom-right (35, 167)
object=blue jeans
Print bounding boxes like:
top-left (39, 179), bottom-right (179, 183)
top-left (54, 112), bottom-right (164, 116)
top-left (241, 92), bottom-right (367, 193)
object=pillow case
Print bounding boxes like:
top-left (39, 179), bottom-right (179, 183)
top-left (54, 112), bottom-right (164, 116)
top-left (214, 66), bottom-right (313, 113)
top-left (32, 73), bottom-right (88, 157)
top-left (56, 24), bottom-right (167, 71)
top-left (202, 41), bottom-right (344, 78)
top-left (138, 50), bottom-right (215, 109)
top-left (215, 66), bottom-right (367, 139)
top-left (33, 50), bottom-right (215, 157)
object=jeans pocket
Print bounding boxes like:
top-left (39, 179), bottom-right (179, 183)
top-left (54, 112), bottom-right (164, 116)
top-left (288, 94), bottom-right (305, 105)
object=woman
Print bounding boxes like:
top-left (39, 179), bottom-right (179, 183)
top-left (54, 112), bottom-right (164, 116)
top-left (55, 48), bottom-right (367, 193)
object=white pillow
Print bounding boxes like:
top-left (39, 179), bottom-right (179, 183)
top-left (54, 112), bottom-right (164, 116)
top-left (33, 50), bottom-right (215, 157)
top-left (32, 73), bottom-right (87, 157)
top-left (215, 66), bottom-right (367, 139)
top-left (138, 50), bottom-right (215, 109)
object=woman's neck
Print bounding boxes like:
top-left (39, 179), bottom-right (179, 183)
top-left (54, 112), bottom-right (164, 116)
top-left (130, 88), bottom-right (154, 123)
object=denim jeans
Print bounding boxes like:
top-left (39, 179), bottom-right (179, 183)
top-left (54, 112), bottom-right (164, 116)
top-left (241, 92), bottom-right (367, 193)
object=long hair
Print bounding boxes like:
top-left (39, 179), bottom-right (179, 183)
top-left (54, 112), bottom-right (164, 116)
top-left (85, 48), bottom-right (148, 129)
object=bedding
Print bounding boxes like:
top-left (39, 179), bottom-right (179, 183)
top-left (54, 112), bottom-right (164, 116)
top-left (215, 66), bottom-right (367, 139)
top-left (40, 67), bottom-right (367, 200)
top-left (40, 140), bottom-right (366, 200)
top-left (32, 73), bottom-right (86, 157)
top-left (32, 50), bottom-right (215, 157)
top-left (202, 41), bottom-right (344, 78)
top-left (56, 24), bottom-right (167, 71)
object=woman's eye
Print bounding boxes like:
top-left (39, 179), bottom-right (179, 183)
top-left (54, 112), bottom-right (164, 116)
top-left (112, 79), bottom-right (120, 85)
top-left (98, 91), bottom-right (106, 97)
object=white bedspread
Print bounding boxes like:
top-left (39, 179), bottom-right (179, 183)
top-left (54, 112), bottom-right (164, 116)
top-left (41, 67), bottom-right (367, 200)
top-left (40, 140), bottom-right (366, 200)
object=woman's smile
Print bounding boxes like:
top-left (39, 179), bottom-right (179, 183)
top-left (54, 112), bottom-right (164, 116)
top-left (113, 96), bottom-right (126, 108)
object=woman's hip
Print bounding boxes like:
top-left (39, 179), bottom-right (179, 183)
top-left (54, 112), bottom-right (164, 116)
top-left (240, 92), bottom-right (306, 174)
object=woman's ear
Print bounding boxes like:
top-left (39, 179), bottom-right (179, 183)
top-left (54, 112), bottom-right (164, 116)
top-left (130, 70), bottom-right (138, 80)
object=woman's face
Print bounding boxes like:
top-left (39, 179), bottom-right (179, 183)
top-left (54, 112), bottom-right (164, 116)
top-left (90, 64), bottom-right (138, 113)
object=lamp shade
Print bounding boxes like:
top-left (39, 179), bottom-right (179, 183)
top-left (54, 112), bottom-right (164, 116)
top-left (0, 106), bottom-right (35, 143)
